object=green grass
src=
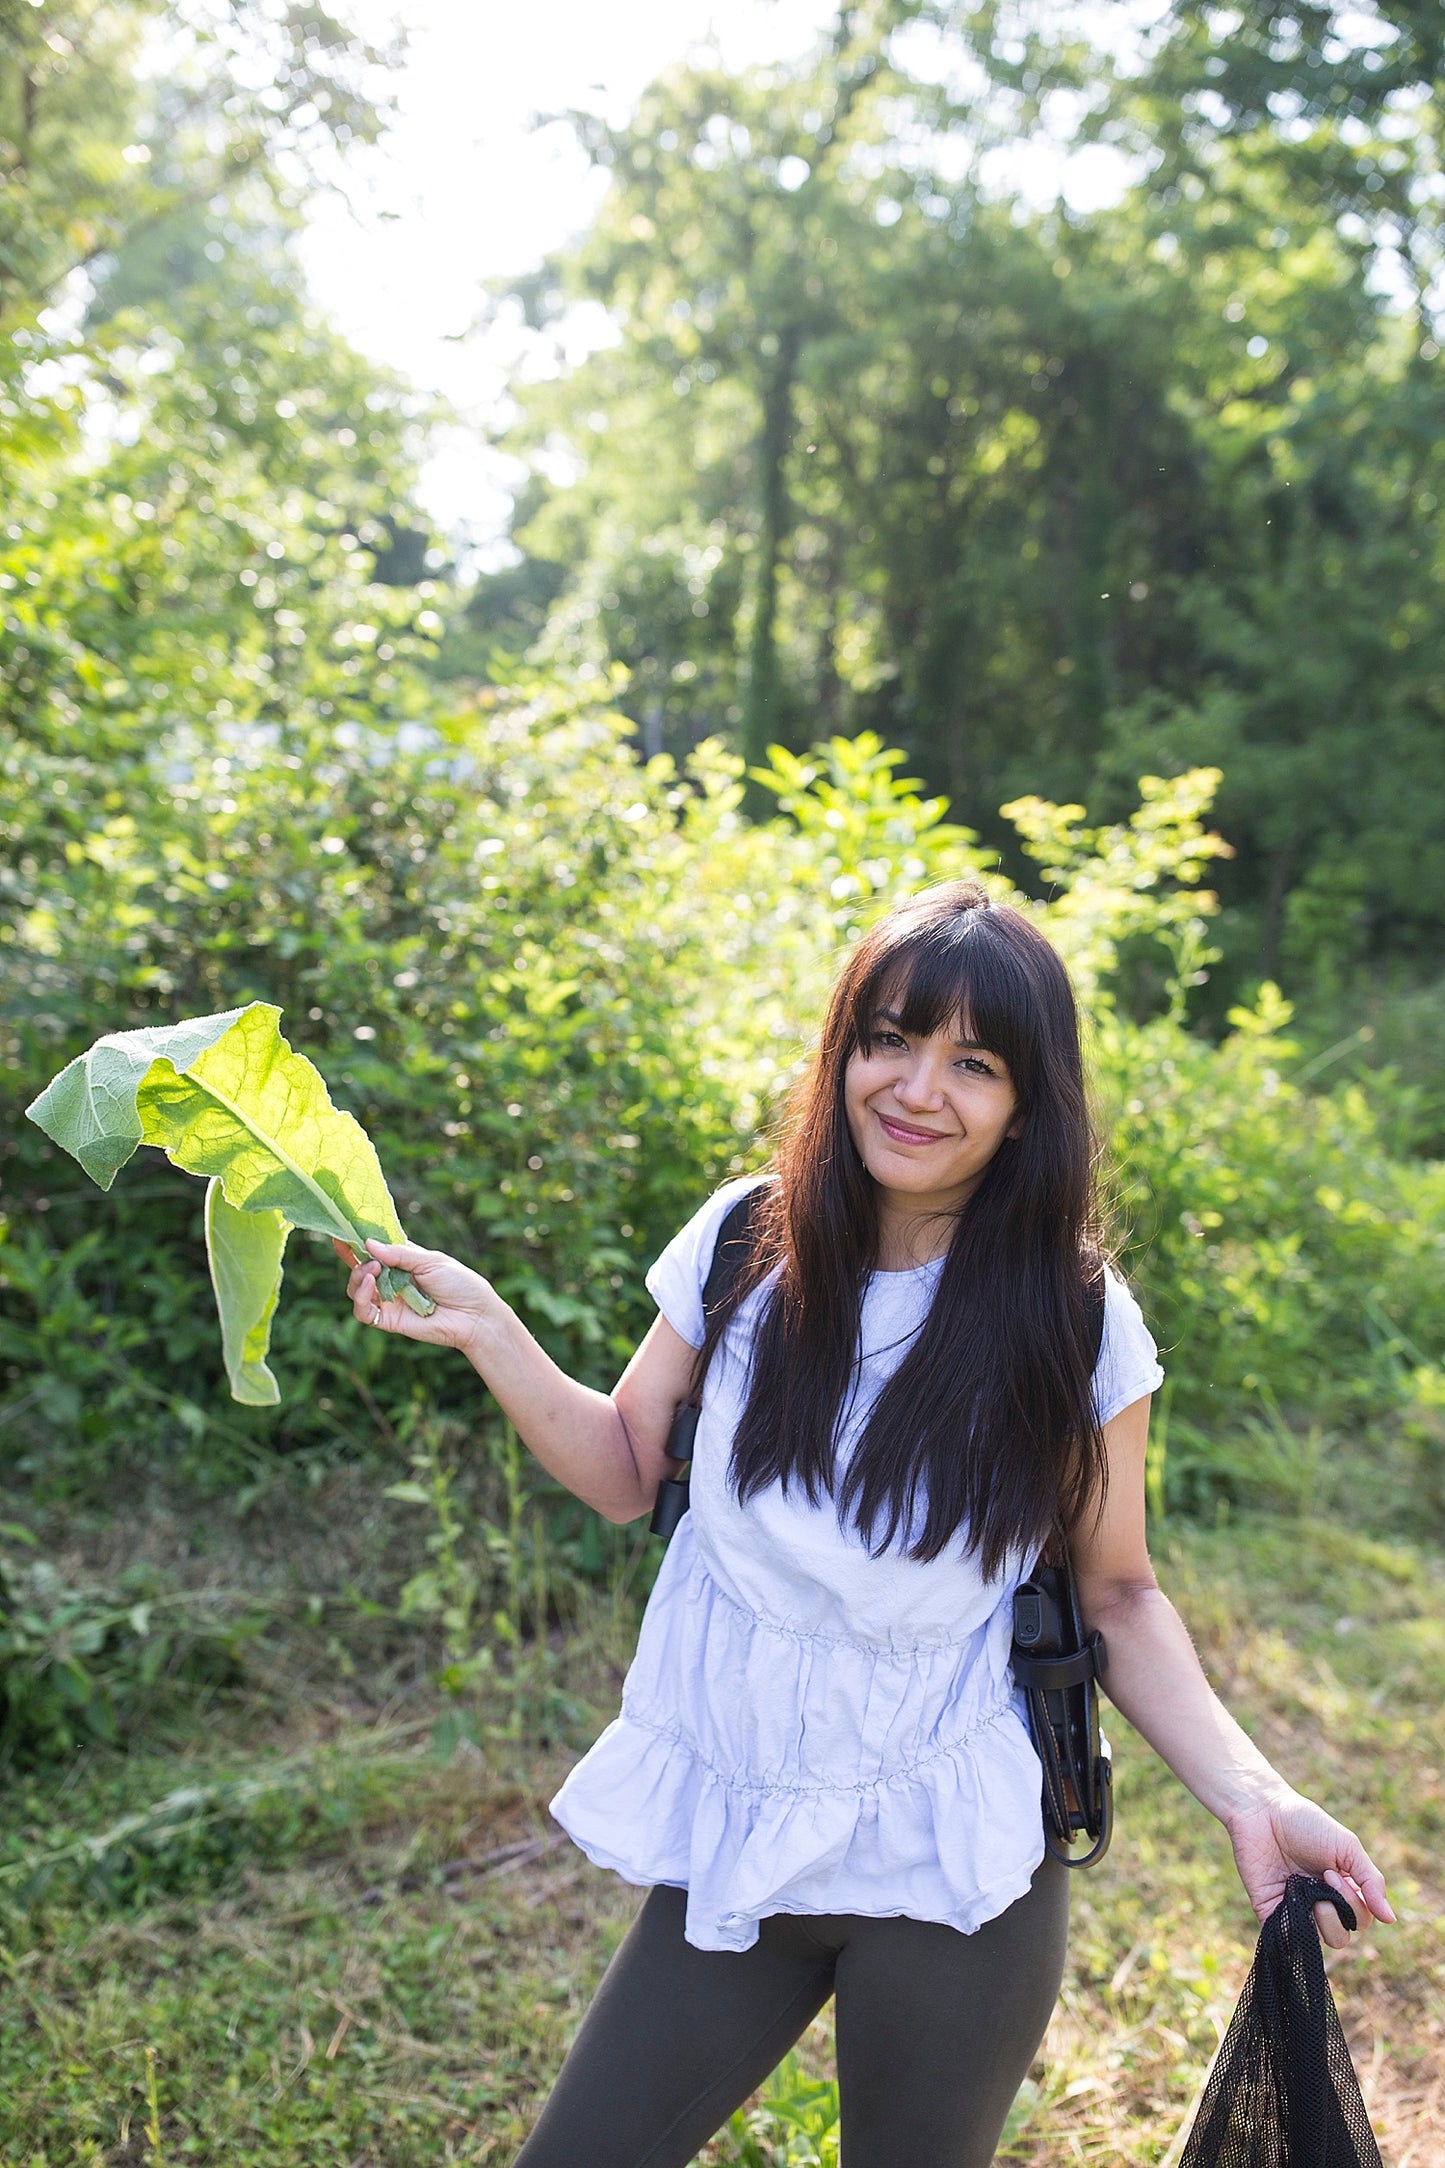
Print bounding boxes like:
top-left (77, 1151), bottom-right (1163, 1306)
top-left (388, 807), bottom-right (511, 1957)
top-left (0, 1481), bottom-right (1440, 2166)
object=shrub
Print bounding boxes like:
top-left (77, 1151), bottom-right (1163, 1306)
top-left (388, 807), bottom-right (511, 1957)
top-left (2, 692), bottom-right (1440, 1538)
top-left (1, 701), bottom-right (990, 1479)
top-left (1099, 996), bottom-right (1445, 1517)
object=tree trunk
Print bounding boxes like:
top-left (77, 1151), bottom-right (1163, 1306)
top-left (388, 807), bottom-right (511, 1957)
top-left (1069, 350), bottom-right (1114, 761)
top-left (1259, 842), bottom-right (1296, 983)
top-left (740, 329), bottom-right (800, 772)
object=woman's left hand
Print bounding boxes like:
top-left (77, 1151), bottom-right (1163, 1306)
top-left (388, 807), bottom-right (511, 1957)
top-left (1226, 1792), bottom-right (1396, 1948)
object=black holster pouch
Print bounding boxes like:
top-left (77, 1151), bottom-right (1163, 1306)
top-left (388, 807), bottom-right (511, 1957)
top-left (649, 1405), bottom-right (699, 1540)
top-left (1012, 1551), bottom-right (1113, 1868)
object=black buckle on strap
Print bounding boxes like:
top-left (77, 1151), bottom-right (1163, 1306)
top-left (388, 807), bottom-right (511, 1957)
top-left (1011, 1633), bottom-right (1104, 1693)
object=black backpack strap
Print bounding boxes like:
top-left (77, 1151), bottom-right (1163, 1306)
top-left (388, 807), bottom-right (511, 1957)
top-left (1013, 1540), bottom-right (1114, 1868)
top-left (701, 1185), bottom-right (765, 1325)
top-left (1009, 1260), bottom-right (1115, 1867)
top-left (1085, 1265), bottom-right (1106, 1371)
top-left (649, 1182), bottom-right (769, 1540)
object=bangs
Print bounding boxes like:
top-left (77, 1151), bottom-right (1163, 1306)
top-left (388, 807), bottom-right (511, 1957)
top-left (852, 911), bottom-right (1038, 1089)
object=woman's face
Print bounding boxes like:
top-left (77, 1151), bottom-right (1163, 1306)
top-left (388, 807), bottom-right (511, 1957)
top-left (843, 1006), bottom-right (1022, 1215)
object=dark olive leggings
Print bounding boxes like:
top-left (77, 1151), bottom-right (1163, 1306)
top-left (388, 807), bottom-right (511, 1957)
top-left (513, 1857), bottom-right (1069, 2168)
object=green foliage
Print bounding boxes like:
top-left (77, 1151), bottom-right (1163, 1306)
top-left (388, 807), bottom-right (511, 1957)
top-left (1096, 988), bottom-right (1445, 1520)
top-left (206, 1181), bottom-right (291, 1406)
top-left (0, 0), bottom-right (395, 339)
top-left (724, 2051), bottom-right (1042, 2165)
top-left (3, 1770), bottom-right (292, 1906)
top-left (0, 1724), bottom-right (433, 1909)
top-left (1003, 767), bottom-right (1233, 1013)
top-left (0, 1531), bottom-right (258, 1766)
top-left (0, 15), bottom-right (1441, 2157)
top-left (5, 716), bottom-right (1440, 1546)
top-left (0, 1509), bottom-right (1438, 2163)
top-left (726, 2051), bottom-right (840, 2166)
top-left (386, 1415), bottom-right (578, 1754)
top-left (3, 682), bottom-right (997, 1485)
top-left (0, 0), bottom-right (1440, 1565)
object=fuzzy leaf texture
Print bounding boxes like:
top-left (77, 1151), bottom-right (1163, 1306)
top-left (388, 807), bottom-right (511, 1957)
top-left (25, 1004), bottom-right (434, 1403)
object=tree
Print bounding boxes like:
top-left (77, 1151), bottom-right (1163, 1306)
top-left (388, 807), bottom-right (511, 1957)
top-left (479, 0), bottom-right (1444, 1001)
top-left (485, 4), bottom-right (930, 768)
top-left (0, 0), bottom-right (441, 1075)
top-left (1096, 0), bottom-right (1445, 987)
top-left (0, 0), bottom-right (395, 331)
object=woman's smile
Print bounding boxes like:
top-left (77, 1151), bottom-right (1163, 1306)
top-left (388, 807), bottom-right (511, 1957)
top-left (875, 1110), bottom-right (955, 1146)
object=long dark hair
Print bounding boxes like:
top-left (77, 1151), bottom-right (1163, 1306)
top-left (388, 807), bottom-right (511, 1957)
top-left (698, 880), bottom-right (1107, 1578)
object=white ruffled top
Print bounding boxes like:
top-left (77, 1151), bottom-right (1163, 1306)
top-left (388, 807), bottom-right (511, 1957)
top-left (550, 1178), bottom-right (1165, 1953)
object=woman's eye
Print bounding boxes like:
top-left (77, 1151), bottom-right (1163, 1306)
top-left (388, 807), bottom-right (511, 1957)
top-left (875, 1030), bottom-right (906, 1050)
top-left (959, 1056), bottom-right (994, 1075)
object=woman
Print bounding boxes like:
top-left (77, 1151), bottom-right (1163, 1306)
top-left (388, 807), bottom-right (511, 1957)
top-left (339, 881), bottom-right (1392, 2168)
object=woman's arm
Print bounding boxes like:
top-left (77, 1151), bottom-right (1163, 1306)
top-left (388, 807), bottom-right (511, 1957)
top-left (1069, 1394), bottom-right (1395, 1948)
top-left (337, 1238), bottom-right (697, 1524)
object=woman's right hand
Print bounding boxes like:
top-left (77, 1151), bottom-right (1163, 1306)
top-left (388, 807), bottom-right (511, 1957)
top-left (338, 1239), bottom-right (702, 1522)
top-left (334, 1237), bottom-right (503, 1355)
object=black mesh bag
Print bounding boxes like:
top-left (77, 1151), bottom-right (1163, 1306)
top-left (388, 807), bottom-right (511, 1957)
top-left (1179, 1875), bottom-right (1382, 2168)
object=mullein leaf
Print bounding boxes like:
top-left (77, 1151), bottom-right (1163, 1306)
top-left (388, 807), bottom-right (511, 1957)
top-left (25, 1003), bottom-right (435, 1402)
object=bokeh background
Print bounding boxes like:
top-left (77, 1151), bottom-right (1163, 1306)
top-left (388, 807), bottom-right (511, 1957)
top-left (1, 3), bottom-right (1442, 2161)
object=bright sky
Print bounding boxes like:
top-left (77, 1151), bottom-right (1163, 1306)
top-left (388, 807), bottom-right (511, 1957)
top-left (299, 0), bottom-right (843, 558)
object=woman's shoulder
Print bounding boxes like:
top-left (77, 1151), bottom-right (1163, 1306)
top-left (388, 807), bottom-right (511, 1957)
top-left (1094, 1259), bottom-right (1165, 1422)
top-left (669, 1171), bottom-right (775, 1261)
top-left (1100, 1256), bottom-right (1141, 1313)
top-left (644, 1173), bottom-right (774, 1349)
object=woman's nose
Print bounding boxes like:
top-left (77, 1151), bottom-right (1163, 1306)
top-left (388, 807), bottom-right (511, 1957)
top-left (894, 1059), bottom-right (946, 1109)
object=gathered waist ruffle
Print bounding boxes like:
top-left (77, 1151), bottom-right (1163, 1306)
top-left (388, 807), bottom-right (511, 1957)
top-left (549, 1537), bottom-right (1046, 1952)
top-left (611, 1691), bottom-right (1022, 1800)
top-left (622, 1538), bottom-right (1015, 1788)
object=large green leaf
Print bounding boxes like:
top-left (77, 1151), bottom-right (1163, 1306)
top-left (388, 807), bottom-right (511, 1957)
top-left (205, 1181), bottom-right (288, 1407)
top-left (25, 1003), bottom-right (434, 1402)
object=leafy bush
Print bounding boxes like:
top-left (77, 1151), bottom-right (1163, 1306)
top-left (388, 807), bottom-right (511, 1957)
top-left (2, 702), bottom-right (990, 1480)
top-left (2, 689), bottom-right (1440, 1538)
top-left (0, 1531), bottom-right (261, 1765)
top-left (1099, 995), bottom-right (1445, 1519)
top-left (1003, 785), bottom-right (1445, 1519)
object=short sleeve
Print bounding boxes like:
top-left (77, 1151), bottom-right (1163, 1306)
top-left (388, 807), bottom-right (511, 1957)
top-left (644, 1175), bottom-right (772, 1349)
top-left (1093, 1266), bottom-right (1164, 1426)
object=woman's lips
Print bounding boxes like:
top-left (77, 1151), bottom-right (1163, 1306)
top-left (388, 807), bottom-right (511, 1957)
top-left (876, 1112), bottom-right (952, 1145)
